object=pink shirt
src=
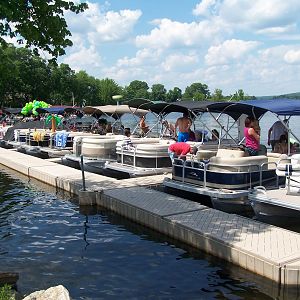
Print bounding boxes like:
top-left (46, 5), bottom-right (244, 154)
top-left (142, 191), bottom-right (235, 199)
top-left (169, 142), bottom-right (191, 156)
top-left (244, 128), bottom-right (259, 150)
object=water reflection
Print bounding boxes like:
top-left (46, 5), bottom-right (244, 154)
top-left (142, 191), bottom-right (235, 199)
top-left (0, 167), bottom-right (299, 299)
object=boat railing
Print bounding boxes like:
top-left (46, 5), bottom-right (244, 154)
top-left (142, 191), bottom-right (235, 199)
top-left (119, 144), bottom-right (161, 168)
top-left (259, 161), bottom-right (278, 187)
top-left (173, 158), bottom-right (278, 189)
top-left (276, 157), bottom-right (300, 194)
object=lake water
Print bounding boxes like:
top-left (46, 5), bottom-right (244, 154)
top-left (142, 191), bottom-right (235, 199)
top-left (1, 166), bottom-right (299, 299)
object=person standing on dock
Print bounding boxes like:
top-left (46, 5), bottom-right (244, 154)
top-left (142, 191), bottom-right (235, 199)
top-left (174, 113), bottom-right (192, 142)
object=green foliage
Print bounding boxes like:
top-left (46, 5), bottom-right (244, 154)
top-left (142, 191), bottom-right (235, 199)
top-left (229, 89), bottom-right (246, 101)
top-left (0, 44), bottom-right (266, 108)
top-left (211, 88), bottom-right (224, 101)
top-left (0, 0), bottom-right (88, 62)
top-left (97, 78), bottom-right (123, 105)
top-left (150, 84), bottom-right (166, 101)
top-left (0, 284), bottom-right (14, 300)
top-left (166, 87), bottom-right (182, 102)
top-left (274, 92), bottom-right (300, 99)
top-left (124, 80), bottom-right (149, 100)
top-left (49, 63), bottom-right (76, 105)
top-left (183, 82), bottom-right (210, 100)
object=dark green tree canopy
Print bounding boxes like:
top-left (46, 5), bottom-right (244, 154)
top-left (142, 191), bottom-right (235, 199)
top-left (166, 87), bottom-right (182, 102)
top-left (0, 0), bottom-right (87, 61)
top-left (183, 82), bottom-right (210, 100)
top-left (124, 80), bottom-right (149, 100)
top-left (150, 84), bottom-right (166, 101)
top-left (0, 44), bottom-right (256, 107)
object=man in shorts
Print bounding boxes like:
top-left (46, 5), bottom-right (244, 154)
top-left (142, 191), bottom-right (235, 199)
top-left (174, 113), bottom-right (192, 142)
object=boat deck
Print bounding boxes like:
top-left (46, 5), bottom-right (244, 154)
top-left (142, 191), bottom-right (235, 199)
top-left (1, 147), bottom-right (300, 286)
top-left (252, 187), bottom-right (300, 211)
top-left (105, 161), bottom-right (171, 177)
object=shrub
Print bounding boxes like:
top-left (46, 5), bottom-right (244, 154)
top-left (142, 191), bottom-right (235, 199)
top-left (0, 284), bottom-right (14, 300)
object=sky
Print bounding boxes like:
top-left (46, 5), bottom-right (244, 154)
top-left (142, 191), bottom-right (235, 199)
top-left (59, 0), bottom-right (300, 97)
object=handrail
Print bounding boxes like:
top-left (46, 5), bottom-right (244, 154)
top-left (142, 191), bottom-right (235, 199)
top-left (174, 158), bottom-right (277, 189)
top-left (259, 161), bottom-right (278, 186)
top-left (133, 146), bottom-right (136, 167)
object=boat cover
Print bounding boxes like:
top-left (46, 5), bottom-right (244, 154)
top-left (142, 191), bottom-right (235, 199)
top-left (127, 98), bottom-right (215, 116)
top-left (128, 98), bottom-right (300, 119)
top-left (83, 104), bottom-right (148, 118)
top-left (206, 99), bottom-right (300, 119)
top-left (36, 106), bottom-right (81, 115)
top-left (2, 107), bottom-right (22, 114)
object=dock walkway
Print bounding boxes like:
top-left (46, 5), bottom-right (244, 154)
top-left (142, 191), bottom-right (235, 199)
top-left (0, 147), bottom-right (300, 286)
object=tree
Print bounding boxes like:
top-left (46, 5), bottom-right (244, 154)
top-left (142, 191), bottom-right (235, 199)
top-left (0, 44), bottom-right (51, 106)
top-left (97, 78), bottom-right (123, 105)
top-left (18, 50), bottom-right (52, 102)
top-left (0, 1), bottom-right (87, 61)
top-left (73, 71), bottom-right (100, 106)
top-left (230, 89), bottom-right (245, 101)
top-left (48, 63), bottom-right (75, 105)
top-left (124, 80), bottom-right (149, 100)
top-left (0, 44), bottom-right (21, 106)
top-left (150, 84), bottom-right (166, 101)
top-left (166, 87), bottom-right (182, 102)
top-left (211, 88), bottom-right (224, 101)
top-left (183, 82), bottom-right (210, 100)
top-left (237, 89), bottom-right (245, 101)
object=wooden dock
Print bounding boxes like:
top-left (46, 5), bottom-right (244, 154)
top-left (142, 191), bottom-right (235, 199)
top-left (1, 147), bottom-right (300, 286)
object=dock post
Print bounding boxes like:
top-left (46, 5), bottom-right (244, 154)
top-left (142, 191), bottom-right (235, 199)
top-left (78, 154), bottom-right (98, 206)
top-left (80, 154), bottom-right (86, 191)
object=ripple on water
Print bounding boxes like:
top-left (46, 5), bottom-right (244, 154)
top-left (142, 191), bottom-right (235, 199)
top-left (0, 169), bottom-right (296, 299)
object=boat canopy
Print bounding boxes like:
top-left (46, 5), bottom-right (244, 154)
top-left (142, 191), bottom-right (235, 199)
top-left (240, 99), bottom-right (300, 116)
top-left (127, 98), bottom-right (215, 116)
top-left (206, 99), bottom-right (300, 119)
top-left (82, 104), bottom-right (148, 118)
top-left (36, 106), bottom-right (81, 115)
top-left (2, 107), bottom-right (22, 114)
top-left (128, 98), bottom-right (300, 120)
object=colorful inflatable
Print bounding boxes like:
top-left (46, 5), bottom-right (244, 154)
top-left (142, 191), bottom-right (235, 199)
top-left (21, 100), bottom-right (50, 116)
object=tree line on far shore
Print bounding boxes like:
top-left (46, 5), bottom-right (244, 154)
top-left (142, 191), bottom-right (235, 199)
top-left (0, 44), bottom-right (261, 108)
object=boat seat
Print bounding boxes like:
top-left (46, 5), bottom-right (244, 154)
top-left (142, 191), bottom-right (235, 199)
top-left (209, 155), bottom-right (268, 172)
top-left (196, 149), bottom-right (217, 160)
top-left (193, 139), bottom-right (237, 151)
top-left (276, 156), bottom-right (300, 177)
top-left (267, 152), bottom-right (288, 166)
top-left (216, 148), bottom-right (245, 158)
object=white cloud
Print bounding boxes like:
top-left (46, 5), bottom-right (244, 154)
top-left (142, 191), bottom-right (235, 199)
top-left (284, 50), bottom-right (300, 64)
top-left (203, 45), bottom-right (300, 95)
top-left (205, 39), bottom-right (259, 66)
top-left (65, 2), bottom-right (142, 45)
top-left (256, 24), bottom-right (297, 35)
top-left (58, 1), bottom-right (300, 96)
top-left (88, 9), bottom-right (142, 43)
top-left (62, 46), bottom-right (102, 73)
top-left (162, 53), bottom-right (199, 72)
top-left (116, 48), bottom-right (162, 67)
top-left (193, 0), bottom-right (220, 17)
top-left (136, 18), bottom-right (228, 49)
top-left (219, 0), bottom-right (300, 36)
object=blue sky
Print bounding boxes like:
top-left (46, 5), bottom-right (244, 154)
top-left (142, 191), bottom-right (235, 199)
top-left (59, 0), bottom-right (300, 96)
